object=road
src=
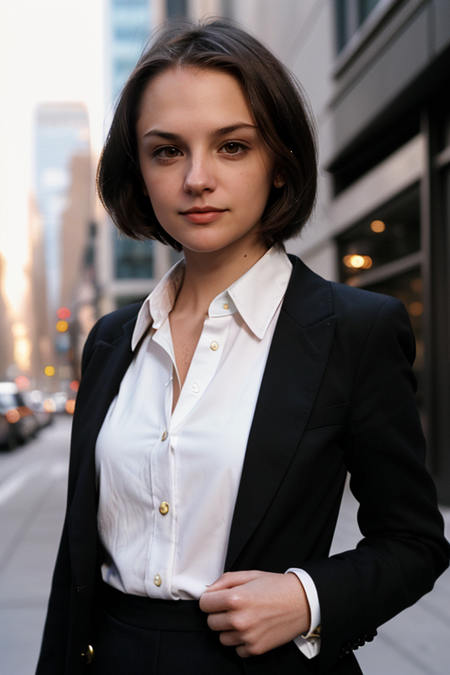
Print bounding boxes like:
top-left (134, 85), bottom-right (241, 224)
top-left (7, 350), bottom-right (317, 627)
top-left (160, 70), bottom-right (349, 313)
top-left (0, 415), bottom-right (449, 675)
top-left (0, 415), bottom-right (71, 675)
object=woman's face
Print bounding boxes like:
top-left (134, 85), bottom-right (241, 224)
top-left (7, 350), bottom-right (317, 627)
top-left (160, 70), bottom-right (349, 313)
top-left (136, 67), bottom-right (277, 257)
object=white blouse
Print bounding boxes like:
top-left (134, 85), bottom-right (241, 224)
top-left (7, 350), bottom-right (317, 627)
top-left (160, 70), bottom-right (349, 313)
top-left (95, 246), bottom-right (320, 657)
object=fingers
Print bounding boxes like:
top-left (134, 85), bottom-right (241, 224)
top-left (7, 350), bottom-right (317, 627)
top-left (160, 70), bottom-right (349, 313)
top-left (199, 570), bottom-right (261, 613)
top-left (205, 609), bottom-right (236, 632)
top-left (200, 570), bottom-right (311, 658)
top-left (204, 570), bottom-right (261, 593)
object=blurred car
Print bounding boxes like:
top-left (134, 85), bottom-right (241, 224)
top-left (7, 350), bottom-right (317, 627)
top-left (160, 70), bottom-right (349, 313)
top-left (0, 382), bottom-right (39, 447)
top-left (44, 391), bottom-right (68, 414)
top-left (23, 390), bottom-right (53, 429)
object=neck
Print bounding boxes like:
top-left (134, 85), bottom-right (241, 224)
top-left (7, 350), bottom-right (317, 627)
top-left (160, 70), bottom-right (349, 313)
top-left (175, 238), bottom-right (268, 316)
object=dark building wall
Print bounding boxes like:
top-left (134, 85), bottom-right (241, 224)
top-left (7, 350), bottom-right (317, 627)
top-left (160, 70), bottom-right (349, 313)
top-left (328, 0), bottom-right (450, 503)
top-left (331, 0), bottom-right (450, 164)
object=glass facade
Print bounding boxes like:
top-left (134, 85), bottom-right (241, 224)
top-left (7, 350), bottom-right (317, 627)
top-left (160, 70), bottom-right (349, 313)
top-left (167, 0), bottom-right (187, 16)
top-left (114, 236), bottom-right (154, 279)
top-left (106, 0), bottom-right (188, 308)
top-left (358, 0), bottom-right (380, 23)
top-left (338, 186), bottom-right (421, 283)
top-left (337, 184), bottom-right (424, 418)
top-left (35, 104), bottom-right (90, 311)
top-left (335, 0), bottom-right (382, 52)
top-left (110, 0), bottom-right (151, 101)
top-left (109, 0), bottom-right (153, 291)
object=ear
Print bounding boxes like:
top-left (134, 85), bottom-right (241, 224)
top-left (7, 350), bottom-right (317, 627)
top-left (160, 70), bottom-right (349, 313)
top-left (273, 175), bottom-right (285, 188)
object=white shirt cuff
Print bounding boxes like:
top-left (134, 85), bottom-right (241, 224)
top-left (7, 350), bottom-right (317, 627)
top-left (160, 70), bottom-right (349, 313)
top-left (286, 568), bottom-right (321, 659)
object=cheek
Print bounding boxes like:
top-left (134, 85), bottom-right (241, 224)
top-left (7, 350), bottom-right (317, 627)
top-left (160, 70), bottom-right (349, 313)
top-left (145, 173), bottom-right (174, 206)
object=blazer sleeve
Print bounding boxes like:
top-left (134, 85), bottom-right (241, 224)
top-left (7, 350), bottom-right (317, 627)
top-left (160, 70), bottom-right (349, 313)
top-left (300, 296), bottom-right (450, 671)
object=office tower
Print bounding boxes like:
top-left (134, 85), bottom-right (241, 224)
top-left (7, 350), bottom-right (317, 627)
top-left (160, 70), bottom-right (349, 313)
top-left (34, 103), bottom-right (90, 313)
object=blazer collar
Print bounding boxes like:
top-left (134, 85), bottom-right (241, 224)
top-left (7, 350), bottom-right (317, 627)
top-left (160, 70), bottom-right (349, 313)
top-left (225, 255), bottom-right (336, 570)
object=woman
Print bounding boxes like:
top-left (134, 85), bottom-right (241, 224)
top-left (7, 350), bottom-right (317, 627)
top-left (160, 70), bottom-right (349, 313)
top-left (36, 19), bottom-right (449, 675)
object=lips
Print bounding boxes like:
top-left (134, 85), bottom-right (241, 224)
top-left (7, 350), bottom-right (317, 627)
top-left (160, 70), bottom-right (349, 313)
top-left (180, 206), bottom-right (227, 224)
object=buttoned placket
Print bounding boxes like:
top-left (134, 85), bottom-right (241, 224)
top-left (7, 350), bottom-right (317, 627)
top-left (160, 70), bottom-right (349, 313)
top-left (144, 296), bottom-right (235, 597)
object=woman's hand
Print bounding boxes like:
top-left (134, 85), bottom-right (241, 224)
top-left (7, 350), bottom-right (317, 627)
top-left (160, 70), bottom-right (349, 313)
top-left (199, 570), bottom-right (311, 657)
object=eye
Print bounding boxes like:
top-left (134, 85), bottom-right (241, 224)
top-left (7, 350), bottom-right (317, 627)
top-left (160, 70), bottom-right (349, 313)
top-left (154, 146), bottom-right (181, 159)
top-left (219, 141), bottom-right (247, 155)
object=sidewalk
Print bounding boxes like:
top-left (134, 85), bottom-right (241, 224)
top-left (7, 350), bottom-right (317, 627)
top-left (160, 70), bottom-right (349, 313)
top-left (331, 480), bottom-right (450, 675)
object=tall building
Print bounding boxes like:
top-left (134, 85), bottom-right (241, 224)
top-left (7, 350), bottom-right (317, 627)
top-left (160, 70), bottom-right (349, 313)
top-left (34, 103), bottom-right (90, 314)
top-left (99, 0), bottom-right (162, 313)
top-left (27, 195), bottom-right (53, 386)
top-left (99, 1), bottom-right (223, 313)
top-left (228, 0), bottom-right (450, 503)
top-left (0, 250), bottom-right (13, 380)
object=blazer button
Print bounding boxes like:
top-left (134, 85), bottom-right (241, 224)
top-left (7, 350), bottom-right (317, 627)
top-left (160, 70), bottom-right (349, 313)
top-left (81, 645), bottom-right (94, 664)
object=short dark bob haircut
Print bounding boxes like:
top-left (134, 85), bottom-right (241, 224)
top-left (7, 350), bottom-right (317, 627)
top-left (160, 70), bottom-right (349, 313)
top-left (97, 19), bottom-right (317, 251)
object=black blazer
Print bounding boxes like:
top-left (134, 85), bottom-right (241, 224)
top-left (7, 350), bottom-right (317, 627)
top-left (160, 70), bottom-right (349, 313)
top-left (36, 256), bottom-right (449, 675)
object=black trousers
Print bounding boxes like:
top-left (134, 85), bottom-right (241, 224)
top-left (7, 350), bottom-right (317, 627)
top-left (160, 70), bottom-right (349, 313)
top-left (89, 584), bottom-right (251, 675)
top-left (88, 583), bottom-right (356, 675)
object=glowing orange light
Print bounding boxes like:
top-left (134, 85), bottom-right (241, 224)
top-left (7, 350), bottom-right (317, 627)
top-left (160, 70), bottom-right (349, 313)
top-left (44, 399), bottom-right (56, 413)
top-left (56, 320), bottom-right (69, 333)
top-left (45, 366), bottom-right (56, 377)
top-left (69, 380), bottom-right (80, 392)
top-left (343, 255), bottom-right (373, 270)
top-left (65, 399), bottom-right (76, 415)
top-left (6, 409), bottom-right (20, 424)
top-left (409, 301), bottom-right (423, 317)
top-left (57, 307), bottom-right (71, 320)
top-left (370, 220), bottom-right (385, 233)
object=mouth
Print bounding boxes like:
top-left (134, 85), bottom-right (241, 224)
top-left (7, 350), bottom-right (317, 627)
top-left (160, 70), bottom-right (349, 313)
top-left (180, 206), bottom-right (227, 224)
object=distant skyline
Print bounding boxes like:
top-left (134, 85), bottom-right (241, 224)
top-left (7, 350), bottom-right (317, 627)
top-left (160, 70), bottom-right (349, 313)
top-left (0, 0), bottom-right (106, 316)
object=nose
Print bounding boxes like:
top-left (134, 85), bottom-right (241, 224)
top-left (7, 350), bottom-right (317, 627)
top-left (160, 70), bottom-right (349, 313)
top-left (183, 154), bottom-right (216, 194)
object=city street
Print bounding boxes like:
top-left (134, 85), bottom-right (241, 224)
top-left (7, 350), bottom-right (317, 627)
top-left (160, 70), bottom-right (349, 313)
top-left (0, 415), bottom-right (71, 675)
top-left (0, 415), bottom-right (449, 675)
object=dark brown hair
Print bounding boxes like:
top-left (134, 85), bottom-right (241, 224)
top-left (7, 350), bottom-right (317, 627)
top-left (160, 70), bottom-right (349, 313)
top-left (97, 19), bottom-right (317, 251)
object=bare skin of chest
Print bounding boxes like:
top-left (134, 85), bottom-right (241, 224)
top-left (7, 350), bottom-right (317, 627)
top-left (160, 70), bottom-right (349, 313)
top-left (169, 308), bottom-right (205, 411)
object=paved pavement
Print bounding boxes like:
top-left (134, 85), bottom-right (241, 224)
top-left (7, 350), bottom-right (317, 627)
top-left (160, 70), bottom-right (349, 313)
top-left (330, 481), bottom-right (450, 675)
top-left (0, 415), bottom-right (449, 675)
top-left (0, 416), bottom-right (70, 675)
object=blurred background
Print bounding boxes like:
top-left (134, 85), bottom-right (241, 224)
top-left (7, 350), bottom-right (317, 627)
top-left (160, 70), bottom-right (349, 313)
top-left (0, 1), bottom-right (450, 673)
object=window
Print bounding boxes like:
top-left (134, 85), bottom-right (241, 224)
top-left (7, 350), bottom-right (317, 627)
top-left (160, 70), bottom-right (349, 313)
top-left (337, 185), bottom-right (424, 407)
top-left (167, 0), bottom-right (187, 17)
top-left (335, 0), bottom-right (383, 52)
top-left (338, 186), bottom-right (420, 284)
top-left (359, 0), bottom-right (381, 23)
top-left (114, 237), bottom-right (154, 279)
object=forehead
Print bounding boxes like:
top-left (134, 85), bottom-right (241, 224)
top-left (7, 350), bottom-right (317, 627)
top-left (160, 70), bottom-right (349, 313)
top-left (136, 67), bottom-right (255, 134)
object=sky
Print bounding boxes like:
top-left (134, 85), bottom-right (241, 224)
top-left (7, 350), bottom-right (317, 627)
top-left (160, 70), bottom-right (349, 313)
top-left (0, 0), bottom-right (106, 315)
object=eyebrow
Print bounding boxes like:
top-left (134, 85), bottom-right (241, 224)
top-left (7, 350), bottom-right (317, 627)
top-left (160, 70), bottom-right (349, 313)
top-left (143, 123), bottom-right (258, 140)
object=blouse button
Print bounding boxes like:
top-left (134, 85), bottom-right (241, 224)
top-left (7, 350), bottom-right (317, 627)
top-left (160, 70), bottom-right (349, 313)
top-left (161, 430), bottom-right (168, 441)
top-left (223, 303), bottom-right (229, 310)
top-left (154, 574), bottom-right (162, 587)
top-left (81, 645), bottom-right (94, 664)
top-left (210, 341), bottom-right (219, 351)
top-left (159, 501), bottom-right (169, 515)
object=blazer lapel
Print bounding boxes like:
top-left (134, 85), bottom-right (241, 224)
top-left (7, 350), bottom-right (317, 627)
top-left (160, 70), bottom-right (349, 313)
top-left (70, 315), bottom-right (138, 474)
top-left (68, 312), bottom-right (139, 577)
top-left (225, 257), bottom-right (336, 570)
